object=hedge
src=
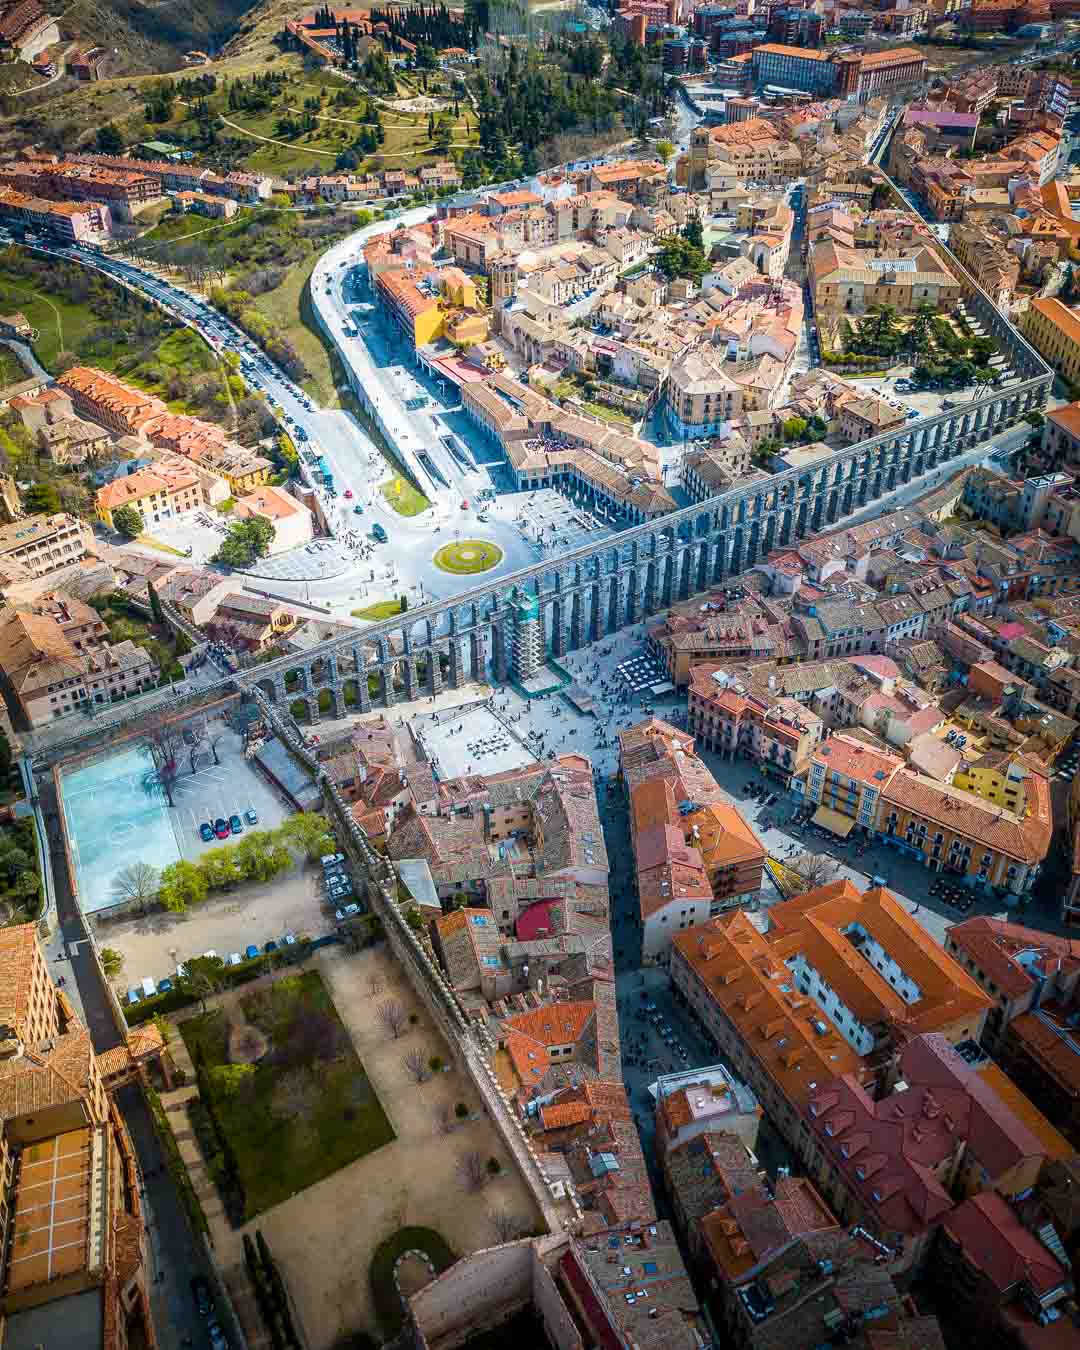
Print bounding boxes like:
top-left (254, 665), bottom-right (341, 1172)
top-left (124, 952), bottom-right (275, 1024)
top-left (370, 1228), bottom-right (455, 1337)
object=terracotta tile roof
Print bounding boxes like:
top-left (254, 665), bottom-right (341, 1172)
top-left (946, 916), bottom-right (1080, 1000)
top-left (538, 1100), bottom-right (593, 1130)
top-left (882, 763), bottom-right (1052, 865)
top-left (943, 1192), bottom-right (1066, 1297)
top-left (0, 924), bottom-right (45, 1037)
top-left (805, 1035), bottom-right (1048, 1240)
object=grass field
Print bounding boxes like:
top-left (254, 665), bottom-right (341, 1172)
top-left (253, 252), bottom-right (339, 406)
top-left (0, 272), bottom-right (103, 371)
top-left (0, 344), bottom-right (27, 387)
top-left (433, 539), bottom-right (503, 575)
top-left (380, 475), bottom-right (430, 517)
top-left (352, 600), bottom-right (406, 620)
top-left (181, 971), bottom-right (394, 1219)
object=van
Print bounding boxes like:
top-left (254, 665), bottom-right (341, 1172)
top-left (141, 977), bottom-right (156, 999)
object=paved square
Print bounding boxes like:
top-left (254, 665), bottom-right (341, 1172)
top-left (410, 704), bottom-right (538, 780)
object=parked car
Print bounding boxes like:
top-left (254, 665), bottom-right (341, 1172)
top-left (191, 1276), bottom-right (213, 1317)
top-left (321, 853), bottom-right (345, 868)
top-left (127, 988), bottom-right (142, 1006)
top-left (229, 814), bottom-right (243, 835)
top-left (264, 940), bottom-right (279, 954)
top-left (208, 1320), bottom-right (228, 1350)
top-left (245, 808), bottom-right (258, 826)
top-left (226, 952), bottom-right (243, 966)
top-left (336, 903), bottom-right (361, 920)
top-left (245, 945), bottom-right (260, 961)
top-left (199, 822), bottom-right (214, 842)
top-left (214, 818), bottom-right (230, 839)
top-left (282, 932), bottom-right (297, 946)
top-left (157, 978), bottom-right (173, 995)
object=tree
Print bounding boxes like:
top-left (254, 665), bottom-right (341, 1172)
top-left (656, 138), bottom-right (674, 161)
top-left (458, 1150), bottom-right (488, 1192)
top-left (234, 831), bottom-right (291, 882)
top-left (178, 953), bottom-right (226, 1013)
top-left (24, 484), bottom-right (60, 514)
top-left (403, 1048), bottom-right (429, 1082)
top-left (112, 862), bottom-right (160, 913)
top-left (101, 947), bottom-right (124, 979)
top-left (148, 581), bottom-right (165, 626)
top-left (277, 812), bottom-right (335, 861)
top-left (199, 847), bottom-right (241, 891)
top-left (213, 517), bottom-right (276, 567)
top-left (655, 235), bottom-right (707, 284)
top-left (781, 416), bottom-right (808, 443)
top-left (95, 123), bottom-right (124, 155)
top-left (143, 727), bottom-right (182, 807)
top-left (789, 852), bottom-right (840, 892)
top-left (682, 215), bottom-right (704, 252)
top-left (378, 998), bottom-right (408, 1039)
top-left (159, 859), bottom-right (209, 912)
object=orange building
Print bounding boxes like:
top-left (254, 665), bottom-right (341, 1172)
top-left (670, 880), bottom-right (991, 1145)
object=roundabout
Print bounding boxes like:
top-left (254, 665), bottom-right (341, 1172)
top-left (432, 538), bottom-right (504, 575)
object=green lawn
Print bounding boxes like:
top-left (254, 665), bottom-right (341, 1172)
top-left (0, 271), bottom-right (104, 371)
top-left (181, 972), bottom-right (394, 1219)
top-left (251, 252), bottom-right (338, 407)
top-left (0, 344), bottom-right (26, 388)
top-left (380, 475), bottom-right (430, 517)
top-left (432, 540), bottom-right (503, 576)
top-left (353, 600), bottom-right (407, 620)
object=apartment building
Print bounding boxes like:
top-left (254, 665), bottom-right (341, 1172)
top-left (751, 42), bottom-right (836, 94)
top-left (802, 733), bottom-right (904, 838)
top-left (670, 879), bottom-right (990, 1148)
top-left (688, 666), bottom-right (825, 783)
top-left (662, 349), bottom-right (745, 439)
top-left (0, 512), bottom-right (93, 582)
top-left (802, 1032), bottom-right (1068, 1275)
top-left (0, 923), bottom-right (157, 1348)
top-left (58, 365), bottom-right (167, 435)
top-left (879, 761), bottom-right (1052, 898)
top-left (0, 187), bottom-right (112, 241)
top-left (944, 917), bottom-right (1080, 1051)
top-left (95, 462), bottom-right (207, 530)
top-left (1020, 297), bottom-right (1080, 386)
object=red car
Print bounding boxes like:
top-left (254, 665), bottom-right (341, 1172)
top-left (344, 489), bottom-right (353, 499)
top-left (213, 818), bottom-right (230, 839)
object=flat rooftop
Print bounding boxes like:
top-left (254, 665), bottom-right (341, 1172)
top-left (8, 1128), bottom-right (92, 1293)
top-left (4, 1286), bottom-right (104, 1350)
top-left (411, 704), bottom-right (538, 781)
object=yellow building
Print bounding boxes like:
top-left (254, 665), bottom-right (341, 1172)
top-left (952, 753), bottom-right (1032, 816)
top-left (375, 264), bottom-right (490, 349)
top-left (1020, 297), bottom-right (1080, 385)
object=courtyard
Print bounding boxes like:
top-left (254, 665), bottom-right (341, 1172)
top-left (172, 942), bottom-right (542, 1349)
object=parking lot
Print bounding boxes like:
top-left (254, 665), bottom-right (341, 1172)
top-left (96, 860), bottom-right (339, 1001)
top-left (167, 720), bottom-right (292, 863)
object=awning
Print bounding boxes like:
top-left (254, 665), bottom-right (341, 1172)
top-left (812, 806), bottom-right (856, 838)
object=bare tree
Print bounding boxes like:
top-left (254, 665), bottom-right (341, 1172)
top-left (143, 726), bottom-right (184, 808)
top-left (436, 1101), bottom-right (456, 1135)
top-left (368, 974), bottom-right (384, 999)
top-left (187, 721), bottom-right (207, 775)
top-left (489, 1209), bottom-right (528, 1243)
top-left (112, 862), bottom-right (160, 914)
top-left (403, 1048), bottom-right (429, 1083)
top-left (378, 998), bottom-right (408, 1039)
top-left (458, 1150), bottom-right (488, 1193)
top-left (789, 851), bottom-right (841, 892)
